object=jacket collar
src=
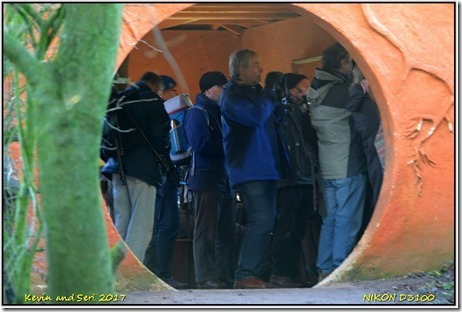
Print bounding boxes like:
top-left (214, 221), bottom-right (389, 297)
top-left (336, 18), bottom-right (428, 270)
top-left (314, 68), bottom-right (349, 83)
top-left (134, 81), bottom-right (152, 91)
top-left (306, 69), bottom-right (348, 107)
top-left (195, 93), bottom-right (220, 109)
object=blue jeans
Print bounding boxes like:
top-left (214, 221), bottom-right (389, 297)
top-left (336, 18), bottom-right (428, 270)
top-left (235, 180), bottom-right (277, 280)
top-left (316, 173), bottom-right (366, 273)
top-left (144, 179), bottom-right (179, 278)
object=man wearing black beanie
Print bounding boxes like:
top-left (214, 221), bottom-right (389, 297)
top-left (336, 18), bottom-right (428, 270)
top-left (184, 71), bottom-right (235, 289)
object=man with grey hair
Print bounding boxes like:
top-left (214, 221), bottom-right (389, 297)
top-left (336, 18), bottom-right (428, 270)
top-left (220, 49), bottom-right (288, 289)
top-left (306, 42), bottom-right (367, 281)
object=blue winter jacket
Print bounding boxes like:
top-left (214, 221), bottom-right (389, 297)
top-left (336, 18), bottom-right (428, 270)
top-left (220, 80), bottom-right (286, 188)
top-left (183, 93), bottom-right (229, 193)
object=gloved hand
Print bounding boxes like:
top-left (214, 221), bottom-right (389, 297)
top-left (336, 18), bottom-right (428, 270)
top-left (264, 72), bottom-right (285, 93)
top-left (264, 72), bottom-right (286, 101)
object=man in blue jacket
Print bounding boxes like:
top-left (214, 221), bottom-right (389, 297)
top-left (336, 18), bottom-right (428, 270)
top-left (184, 71), bottom-right (235, 289)
top-left (220, 49), bottom-right (288, 289)
top-left (101, 72), bottom-right (170, 262)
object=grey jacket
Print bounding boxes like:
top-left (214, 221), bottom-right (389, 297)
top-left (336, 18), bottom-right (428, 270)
top-left (307, 69), bottom-right (366, 179)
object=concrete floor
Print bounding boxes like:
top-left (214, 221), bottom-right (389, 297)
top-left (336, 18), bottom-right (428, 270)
top-left (117, 286), bottom-right (372, 306)
top-left (115, 278), bottom-right (426, 306)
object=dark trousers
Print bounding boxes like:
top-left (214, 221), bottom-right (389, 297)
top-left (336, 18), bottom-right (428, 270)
top-left (359, 143), bottom-right (384, 237)
top-left (367, 151), bottom-right (383, 208)
top-left (272, 184), bottom-right (315, 278)
top-left (234, 180), bottom-right (277, 280)
top-left (144, 179), bottom-right (180, 278)
top-left (192, 191), bottom-right (236, 283)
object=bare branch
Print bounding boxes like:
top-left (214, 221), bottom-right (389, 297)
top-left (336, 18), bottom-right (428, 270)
top-left (11, 3), bottom-right (43, 28)
top-left (6, 4), bottom-right (38, 47)
top-left (37, 5), bottom-right (65, 59)
top-left (3, 30), bottom-right (43, 87)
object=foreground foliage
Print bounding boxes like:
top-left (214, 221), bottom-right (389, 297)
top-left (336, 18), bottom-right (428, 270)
top-left (3, 4), bottom-right (123, 303)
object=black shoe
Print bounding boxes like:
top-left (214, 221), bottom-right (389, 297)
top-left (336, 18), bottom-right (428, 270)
top-left (318, 270), bottom-right (330, 283)
top-left (270, 275), bottom-right (303, 288)
top-left (162, 277), bottom-right (189, 289)
top-left (234, 276), bottom-right (272, 289)
top-left (220, 279), bottom-right (235, 289)
top-left (305, 265), bottom-right (320, 287)
top-left (197, 280), bottom-right (227, 289)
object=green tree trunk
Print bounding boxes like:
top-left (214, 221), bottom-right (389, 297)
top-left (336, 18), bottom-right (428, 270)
top-left (4, 4), bottom-right (123, 301)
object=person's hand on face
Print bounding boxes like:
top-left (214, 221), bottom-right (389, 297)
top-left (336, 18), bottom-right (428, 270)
top-left (360, 79), bottom-right (370, 94)
top-left (289, 78), bottom-right (310, 103)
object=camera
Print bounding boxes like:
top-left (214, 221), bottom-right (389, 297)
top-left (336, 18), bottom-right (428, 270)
top-left (275, 76), bottom-right (296, 113)
top-left (265, 72), bottom-right (296, 112)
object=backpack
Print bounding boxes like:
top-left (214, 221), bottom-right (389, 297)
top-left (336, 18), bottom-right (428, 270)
top-left (163, 94), bottom-right (194, 166)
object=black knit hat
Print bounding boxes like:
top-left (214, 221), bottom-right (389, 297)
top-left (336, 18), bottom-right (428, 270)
top-left (199, 71), bottom-right (228, 93)
top-left (285, 73), bottom-right (308, 90)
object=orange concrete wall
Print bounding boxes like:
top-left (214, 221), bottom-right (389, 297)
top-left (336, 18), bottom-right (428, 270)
top-left (127, 30), bottom-right (240, 97)
top-left (125, 16), bottom-right (334, 93)
top-left (241, 16), bottom-right (335, 81)
top-left (109, 3), bottom-right (454, 285)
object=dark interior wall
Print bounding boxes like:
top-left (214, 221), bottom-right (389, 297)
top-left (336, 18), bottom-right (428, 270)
top-left (126, 14), bottom-right (335, 98)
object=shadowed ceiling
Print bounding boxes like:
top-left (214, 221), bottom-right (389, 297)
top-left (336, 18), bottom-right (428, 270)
top-left (158, 3), bottom-right (303, 36)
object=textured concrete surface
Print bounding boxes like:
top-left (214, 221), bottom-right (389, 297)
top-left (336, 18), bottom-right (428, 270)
top-left (117, 286), bottom-right (373, 306)
top-left (115, 274), bottom-right (452, 306)
top-left (28, 264), bottom-right (454, 306)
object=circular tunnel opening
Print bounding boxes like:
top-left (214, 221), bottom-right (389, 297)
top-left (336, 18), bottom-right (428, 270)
top-left (102, 2), bottom-right (388, 289)
top-left (103, 3), bottom-right (455, 291)
top-left (1, 2), bottom-right (451, 298)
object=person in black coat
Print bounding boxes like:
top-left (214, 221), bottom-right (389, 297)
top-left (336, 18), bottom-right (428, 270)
top-left (270, 73), bottom-right (320, 288)
top-left (346, 66), bottom-right (384, 236)
top-left (101, 72), bottom-right (170, 262)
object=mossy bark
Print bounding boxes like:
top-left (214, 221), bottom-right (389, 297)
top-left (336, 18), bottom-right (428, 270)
top-left (5, 4), bottom-right (123, 301)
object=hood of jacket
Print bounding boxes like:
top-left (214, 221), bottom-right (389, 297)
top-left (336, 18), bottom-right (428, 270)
top-left (306, 69), bottom-right (349, 107)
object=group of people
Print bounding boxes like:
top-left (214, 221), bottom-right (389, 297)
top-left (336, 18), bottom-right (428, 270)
top-left (100, 41), bottom-right (384, 290)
